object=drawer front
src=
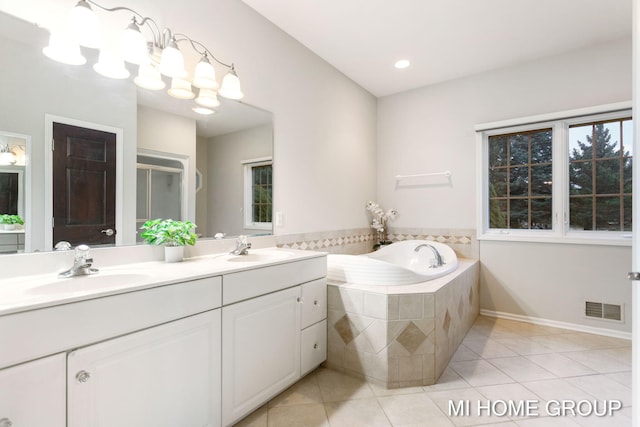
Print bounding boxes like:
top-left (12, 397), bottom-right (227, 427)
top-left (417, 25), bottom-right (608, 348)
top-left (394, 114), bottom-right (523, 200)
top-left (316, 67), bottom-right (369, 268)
top-left (0, 276), bottom-right (222, 369)
top-left (223, 256), bottom-right (326, 305)
top-left (301, 320), bottom-right (327, 376)
top-left (300, 278), bottom-right (327, 329)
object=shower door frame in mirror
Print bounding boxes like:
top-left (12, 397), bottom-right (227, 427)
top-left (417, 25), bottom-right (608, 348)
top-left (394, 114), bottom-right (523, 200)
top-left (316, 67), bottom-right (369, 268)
top-left (0, 131), bottom-right (31, 252)
top-left (44, 114), bottom-right (124, 251)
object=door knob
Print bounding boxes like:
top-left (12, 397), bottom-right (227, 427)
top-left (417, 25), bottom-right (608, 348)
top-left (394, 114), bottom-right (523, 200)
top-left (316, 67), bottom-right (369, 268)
top-left (101, 228), bottom-right (115, 237)
top-left (76, 370), bottom-right (91, 383)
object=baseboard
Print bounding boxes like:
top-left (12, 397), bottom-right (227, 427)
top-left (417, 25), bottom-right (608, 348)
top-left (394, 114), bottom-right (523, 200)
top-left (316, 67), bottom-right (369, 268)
top-left (479, 309), bottom-right (632, 341)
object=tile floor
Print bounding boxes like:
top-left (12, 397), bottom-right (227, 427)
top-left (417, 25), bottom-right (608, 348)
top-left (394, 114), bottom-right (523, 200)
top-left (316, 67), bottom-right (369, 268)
top-left (234, 315), bottom-right (632, 427)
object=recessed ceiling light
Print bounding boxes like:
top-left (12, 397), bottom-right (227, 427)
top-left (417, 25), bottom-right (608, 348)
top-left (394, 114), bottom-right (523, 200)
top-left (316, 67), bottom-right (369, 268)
top-left (394, 59), bottom-right (411, 69)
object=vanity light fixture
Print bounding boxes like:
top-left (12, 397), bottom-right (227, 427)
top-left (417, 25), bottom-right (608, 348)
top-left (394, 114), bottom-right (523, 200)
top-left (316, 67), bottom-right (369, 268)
top-left (43, 0), bottom-right (244, 114)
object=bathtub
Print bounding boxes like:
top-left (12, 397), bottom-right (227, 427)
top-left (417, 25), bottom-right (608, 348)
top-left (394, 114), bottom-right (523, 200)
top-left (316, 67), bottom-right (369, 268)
top-left (327, 240), bottom-right (458, 285)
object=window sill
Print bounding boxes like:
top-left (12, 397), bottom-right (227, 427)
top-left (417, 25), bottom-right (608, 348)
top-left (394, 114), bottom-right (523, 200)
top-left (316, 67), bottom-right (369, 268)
top-left (478, 232), bottom-right (631, 247)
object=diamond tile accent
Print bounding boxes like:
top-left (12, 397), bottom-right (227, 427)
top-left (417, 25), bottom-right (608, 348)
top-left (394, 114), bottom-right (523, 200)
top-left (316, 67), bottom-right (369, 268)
top-left (396, 321), bottom-right (427, 354)
top-left (469, 287), bottom-right (474, 304)
top-left (458, 297), bottom-right (464, 319)
top-left (443, 310), bottom-right (451, 334)
top-left (334, 314), bottom-right (358, 344)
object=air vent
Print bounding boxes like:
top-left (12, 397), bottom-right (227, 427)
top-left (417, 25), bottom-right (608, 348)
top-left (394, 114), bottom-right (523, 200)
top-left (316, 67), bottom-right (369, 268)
top-left (585, 301), bottom-right (622, 322)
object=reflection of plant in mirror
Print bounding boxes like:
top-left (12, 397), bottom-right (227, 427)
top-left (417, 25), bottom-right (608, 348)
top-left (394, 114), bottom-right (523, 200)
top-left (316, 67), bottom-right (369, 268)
top-left (0, 214), bottom-right (24, 225)
top-left (140, 219), bottom-right (197, 247)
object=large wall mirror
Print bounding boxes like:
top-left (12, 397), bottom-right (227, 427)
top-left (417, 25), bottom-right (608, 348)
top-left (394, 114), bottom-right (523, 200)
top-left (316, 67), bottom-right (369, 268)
top-left (0, 10), bottom-right (273, 254)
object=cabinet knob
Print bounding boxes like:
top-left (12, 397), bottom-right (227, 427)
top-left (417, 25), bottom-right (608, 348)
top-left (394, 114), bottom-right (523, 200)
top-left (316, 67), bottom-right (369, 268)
top-left (296, 297), bottom-right (302, 303)
top-left (313, 343), bottom-right (319, 350)
top-left (76, 370), bottom-right (91, 383)
top-left (0, 418), bottom-right (13, 427)
top-left (313, 300), bottom-right (319, 306)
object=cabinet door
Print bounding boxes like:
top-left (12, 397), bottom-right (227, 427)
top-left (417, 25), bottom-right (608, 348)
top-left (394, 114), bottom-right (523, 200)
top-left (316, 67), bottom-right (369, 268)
top-left (67, 310), bottom-right (221, 427)
top-left (301, 320), bottom-right (327, 376)
top-left (222, 287), bottom-right (301, 426)
top-left (300, 278), bottom-right (327, 329)
top-left (0, 353), bottom-right (66, 427)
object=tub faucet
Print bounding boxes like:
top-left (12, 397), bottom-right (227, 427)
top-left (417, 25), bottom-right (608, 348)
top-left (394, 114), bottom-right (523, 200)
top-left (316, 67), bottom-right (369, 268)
top-left (230, 235), bottom-right (251, 255)
top-left (414, 243), bottom-right (444, 268)
top-left (59, 244), bottom-right (99, 278)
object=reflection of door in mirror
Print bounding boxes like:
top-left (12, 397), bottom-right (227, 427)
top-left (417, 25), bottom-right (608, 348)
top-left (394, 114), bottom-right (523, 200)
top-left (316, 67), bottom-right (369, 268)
top-left (0, 166), bottom-right (24, 253)
top-left (52, 123), bottom-right (116, 247)
top-left (136, 154), bottom-right (185, 242)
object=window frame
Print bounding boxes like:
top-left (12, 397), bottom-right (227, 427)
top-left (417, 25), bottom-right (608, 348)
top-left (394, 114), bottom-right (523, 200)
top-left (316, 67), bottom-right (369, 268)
top-left (242, 157), bottom-right (273, 231)
top-left (476, 103), bottom-right (632, 246)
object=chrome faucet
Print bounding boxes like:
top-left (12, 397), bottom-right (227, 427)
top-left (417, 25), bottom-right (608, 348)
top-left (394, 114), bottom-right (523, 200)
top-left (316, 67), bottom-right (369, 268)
top-left (59, 244), bottom-right (99, 277)
top-left (415, 243), bottom-right (444, 268)
top-left (230, 235), bottom-right (251, 255)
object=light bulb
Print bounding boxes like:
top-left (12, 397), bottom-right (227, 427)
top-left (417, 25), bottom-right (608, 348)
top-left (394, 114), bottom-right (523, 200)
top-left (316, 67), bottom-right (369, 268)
top-left (167, 78), bottom-right (195, 99)
top-left (218, 67), bottom-right (244, 100)
top-left (121, 19), bottom-right (149, 64)
top-left (134, 64), bottom-right (166, 90)
top-left (159, 40), bottom-right (186, 78)
top-left (192, 107), bottom-right (215, 115)
top-left (93, 50), bottom-right (130, 79)
top-left (192, 56), bottom-right (218, 89)
top-left (195, 89), bottom-right (221, 108)
top-left (69, 0), bottom-right (101, 48)
top-left (42, 31), bottom-right (87, 65)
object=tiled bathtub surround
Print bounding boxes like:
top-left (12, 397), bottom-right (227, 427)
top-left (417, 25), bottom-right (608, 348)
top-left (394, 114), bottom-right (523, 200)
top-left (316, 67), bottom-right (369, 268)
top-left (326, 259), bottom-right (479, 388)
top-left (276, 227), bottom-right (477, 258)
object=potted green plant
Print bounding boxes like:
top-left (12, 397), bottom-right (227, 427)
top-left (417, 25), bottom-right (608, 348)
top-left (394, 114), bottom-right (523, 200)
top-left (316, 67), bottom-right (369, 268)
top-left (0, 214), bottom-right (24, 230)
top-left (139, 218), bottom-right (198, 262)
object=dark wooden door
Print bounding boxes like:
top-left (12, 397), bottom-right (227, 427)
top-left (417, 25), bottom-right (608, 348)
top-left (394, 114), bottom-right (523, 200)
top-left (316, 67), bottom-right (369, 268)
top-left (53, 122), bottom-right (116, 247)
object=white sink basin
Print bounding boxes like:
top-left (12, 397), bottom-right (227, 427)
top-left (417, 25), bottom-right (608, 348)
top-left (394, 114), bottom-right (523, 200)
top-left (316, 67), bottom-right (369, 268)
top-left (226, 250), bottom-right (295, 263)
top-left (25, 273), bottom-right (152, 295)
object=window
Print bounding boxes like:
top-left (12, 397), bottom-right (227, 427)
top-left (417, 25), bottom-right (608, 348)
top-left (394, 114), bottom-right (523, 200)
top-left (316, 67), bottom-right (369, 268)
top-left (477, 106), bottom-right (632, 244)
top-left (243, 158), bottom-right (272, 230)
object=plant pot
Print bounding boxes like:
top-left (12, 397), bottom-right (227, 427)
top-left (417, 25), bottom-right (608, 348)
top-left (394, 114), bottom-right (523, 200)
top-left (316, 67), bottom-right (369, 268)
top-left (2, 224), bottom-right (15, 230)
top-left (164, 245), bottom-right (184, 263)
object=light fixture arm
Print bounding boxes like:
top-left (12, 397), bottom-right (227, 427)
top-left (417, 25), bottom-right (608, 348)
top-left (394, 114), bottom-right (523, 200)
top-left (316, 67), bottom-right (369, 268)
top-left (84, 0), bottom-right (162, 47)
top-left (173, 33), bottom-right (233, 69)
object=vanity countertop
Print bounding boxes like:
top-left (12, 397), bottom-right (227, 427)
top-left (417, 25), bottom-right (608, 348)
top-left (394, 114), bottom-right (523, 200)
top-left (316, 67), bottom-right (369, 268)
top-left (0, 248), bottom-right (326, 316)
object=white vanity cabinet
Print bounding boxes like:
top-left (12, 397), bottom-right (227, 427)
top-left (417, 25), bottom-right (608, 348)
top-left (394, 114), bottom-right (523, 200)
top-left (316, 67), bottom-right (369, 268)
top-left (0, 353), bottom-right (66, 427)
top-left (67, 310), bottom-right (221, 427)
top-left (221, 257), bottom-right (327, 427)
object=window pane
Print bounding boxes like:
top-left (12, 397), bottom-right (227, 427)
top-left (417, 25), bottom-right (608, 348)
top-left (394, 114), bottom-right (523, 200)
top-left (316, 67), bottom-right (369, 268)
top-left (570, 197), bottom-right (592, 231)
top-left (489, 168), bottom-right (507, 197)
top-left (531, 198), bottom-right (552, 229)
top-left (595, 159), bottom-right (620, 194)
top-left (623, 119), bottom-right (633, 157)
top-left (624, 158), bottom-right (632, 193)
top-left (624, 195), bottom-right (632, 231)
top-left (510, 166), bottom-right (528, 196)
top-left (489, 136), bottom-right (508, 167)
top-left (569, 125), bottom-right (592, 161)
top-left (531, 130), bottom-right (552, 163)
top-left (489, 199), bottom-right (507, 228)
top-left (530, 164), bottom-right (552, 196)
top-left (510, 134), bottom-right (529, 165)
top-left (569, 160), bottom-right (592, 195)
top-left (509, 199), bottom-right (528, 229)
top-left (596, 123), bottom-right (620, 158)
top-left (595, 196), bottom-right (620, 231)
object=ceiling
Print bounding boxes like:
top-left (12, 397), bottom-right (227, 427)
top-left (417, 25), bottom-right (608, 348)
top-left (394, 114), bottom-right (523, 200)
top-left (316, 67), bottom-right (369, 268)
top-left (241, 0), bottom-right (633, 97)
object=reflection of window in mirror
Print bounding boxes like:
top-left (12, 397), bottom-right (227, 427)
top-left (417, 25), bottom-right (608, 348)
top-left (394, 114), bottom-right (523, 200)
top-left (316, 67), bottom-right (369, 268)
top-left (136, 154), bottom-right (185, 241)
top-left (242, 157), bottom-right (273, 231)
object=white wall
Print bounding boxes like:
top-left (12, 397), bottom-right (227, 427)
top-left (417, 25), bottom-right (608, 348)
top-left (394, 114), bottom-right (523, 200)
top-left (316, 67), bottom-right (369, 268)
top-left (205, 124), bottom-right (272, 237)
top-left (0, 0), bottom-right (378, 238)
top-left (378, 38), bottom-right (633, 333)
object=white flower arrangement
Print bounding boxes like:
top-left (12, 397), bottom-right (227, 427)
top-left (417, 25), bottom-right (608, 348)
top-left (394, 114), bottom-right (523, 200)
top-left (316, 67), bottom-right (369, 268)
top-left (366, 201), bottom-right (398, 246)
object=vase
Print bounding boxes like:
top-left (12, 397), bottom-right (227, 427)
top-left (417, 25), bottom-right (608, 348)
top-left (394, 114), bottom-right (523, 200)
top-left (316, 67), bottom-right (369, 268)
top-left (164, 245), bottom-right (184, 263)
